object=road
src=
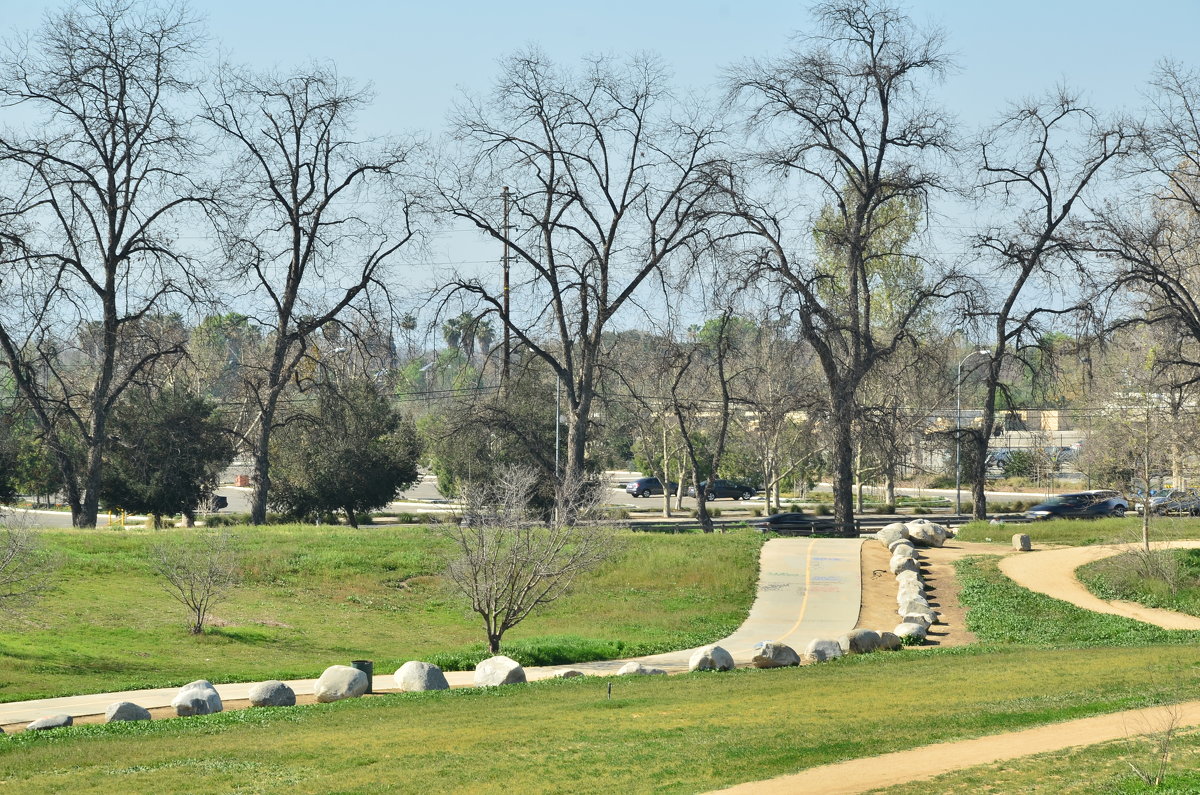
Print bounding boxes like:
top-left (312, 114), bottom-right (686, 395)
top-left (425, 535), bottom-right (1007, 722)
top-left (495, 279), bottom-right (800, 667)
top-left (0, 536), bottom-right (862, 726)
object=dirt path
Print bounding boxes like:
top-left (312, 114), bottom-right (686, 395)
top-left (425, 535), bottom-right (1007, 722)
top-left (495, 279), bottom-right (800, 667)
top-left (1000, 540), bottom-right (1200, 629)
top-left (714, 699), bottom-right (1200, 794)
top-left (854, 539), bottom-right (985, 647)
top-left (721, 538), bottom-right (1200, 794)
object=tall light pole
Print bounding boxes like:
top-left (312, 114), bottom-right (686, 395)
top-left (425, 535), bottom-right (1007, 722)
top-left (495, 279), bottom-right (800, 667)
top-left (956, 349), bottom-right (992, 515)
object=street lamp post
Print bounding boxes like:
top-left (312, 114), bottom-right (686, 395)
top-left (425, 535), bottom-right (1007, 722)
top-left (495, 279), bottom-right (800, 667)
top-left (956, 349), bottom-right (992, 515)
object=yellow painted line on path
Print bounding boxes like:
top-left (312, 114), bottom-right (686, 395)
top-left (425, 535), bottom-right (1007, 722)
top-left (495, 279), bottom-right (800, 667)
top-left (732, 537), bottom-right (816, 655)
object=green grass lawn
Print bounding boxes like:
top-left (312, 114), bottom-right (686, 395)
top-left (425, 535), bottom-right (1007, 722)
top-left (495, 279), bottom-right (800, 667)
top-left (956, 515), bottom-right (1200, 546)
top-left (2, 645), bottom-right (1198, 793)
top-left (0, 525), bottom-right (761, 701)
top-left (1079, 547), bottom-right (1200, 618)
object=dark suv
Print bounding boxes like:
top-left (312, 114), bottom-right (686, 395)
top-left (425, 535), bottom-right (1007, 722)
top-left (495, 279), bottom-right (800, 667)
top-left (624, 477), bottom-right (677, 498)
top-left (687, 479), bottom-right (757, 500)
top-left (1025, 490), bottom-right (1129, 520)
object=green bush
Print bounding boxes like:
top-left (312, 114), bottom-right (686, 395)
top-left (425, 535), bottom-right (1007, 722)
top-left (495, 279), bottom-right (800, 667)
top-left (814, 504), bottom-right (831, 516)
top-left (913, 506), bottom-right (931, 515)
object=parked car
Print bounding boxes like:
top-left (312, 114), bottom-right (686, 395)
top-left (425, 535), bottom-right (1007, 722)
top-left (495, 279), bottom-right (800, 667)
top-left (1134, 489), bottom-right (1200, 516)
top-left (751, 512), bottom-right (858, 537)
top-left (687, 479), bottom-right (757, 500)
top-left (1025, 490), bottom-right (1129, 520)
top-left (624, 476), bottom-right (677, 498)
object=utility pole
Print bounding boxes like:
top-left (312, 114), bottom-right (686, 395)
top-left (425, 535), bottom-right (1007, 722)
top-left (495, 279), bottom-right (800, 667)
top-left (501, 186), bottom-right (511, 389)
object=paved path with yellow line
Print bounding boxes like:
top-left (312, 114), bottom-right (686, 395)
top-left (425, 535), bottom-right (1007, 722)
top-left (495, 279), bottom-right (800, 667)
top-left (0, 537), bottom-right (863, 726)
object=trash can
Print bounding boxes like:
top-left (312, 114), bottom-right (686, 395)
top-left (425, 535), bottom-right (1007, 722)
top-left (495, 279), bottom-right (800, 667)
top-left (351, 659), bottom-right (374, 693)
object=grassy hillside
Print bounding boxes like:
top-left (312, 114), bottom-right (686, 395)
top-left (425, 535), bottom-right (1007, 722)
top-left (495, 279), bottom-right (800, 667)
top-left (0, 525), bottom-right (761, 701)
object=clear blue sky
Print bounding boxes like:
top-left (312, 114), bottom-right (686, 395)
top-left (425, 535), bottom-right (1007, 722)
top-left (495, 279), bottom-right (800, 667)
top-left (5, 1), bottom-right (1197, 318)
top-left (6, 0), bottom-right (1197, 137)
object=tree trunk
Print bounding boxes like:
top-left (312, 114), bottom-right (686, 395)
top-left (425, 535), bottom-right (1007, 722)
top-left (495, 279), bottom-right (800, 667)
top-left (660, 424), bottom-right (672, 518)
top-left (972, 360), bottom-right (1003, 521)
top-left (250, 420), bottom-right (272, 525)
top-left (488, 633), bottom-right (501, 653)
top-left (346, 506), bottom-right (358, 528)
top-left (693, 469), bottom-right (713, 533)
top-left (885, 467), bottom-right (896, 511)
top-left (829, 388), bottom-right (856, 534)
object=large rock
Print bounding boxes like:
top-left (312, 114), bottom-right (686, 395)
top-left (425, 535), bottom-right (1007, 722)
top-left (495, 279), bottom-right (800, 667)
top-left (894, 622), bottom-right (928, 643)
top-left (803, 638), bottom-right (844, 663)
top-left (839, 629), bottom-right (881, 655)
top-left (1013, 533), bottom-right (1032, 552)
top-left (907, 522), bottom-right (948, 548)
top-left (890, 541), bottom-right (918, 557)
top-left (688, 645), bottom-right (735, 672)
top-left (877, 631), bottom-right (902, 651)
top-left (248, 680), bottom-right (296, 707)
top-left (172, 680), bottom-right (223, 717)
top-left (394, 661), bottom-right (450, 692)
top-left (899, 600), bottom-right (939, 625)
top-left (900, 612), bottom-right (932, 629)
top-left (553, 669), bottom-right (585, 678)
top-left (105, 701), bottom-right (151, 723)
top-left (895, 569), bottom-right (922, 588)
top-left (751, 642), bottom-right (801, 668)
top-left (474, 655), bottom-right (526, 686)
top-left (889, 553), bottom-right (919, 575)
top-left (896, 582), bottom-right (926, 607)
top-left (26, 714), bottom-right (72, 731)
top-left (617, 661), bottom-right (666, 676)
top-left (314, 665), bottom-right (369, 702)
top-left (876, 523), bottom-right (909, 548)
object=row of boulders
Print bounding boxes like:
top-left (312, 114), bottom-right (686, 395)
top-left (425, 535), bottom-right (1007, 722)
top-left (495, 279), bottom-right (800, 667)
top-left (877, 519), bottom-right (951, 644)
top-left (24, 536), bottom-right (962, 732)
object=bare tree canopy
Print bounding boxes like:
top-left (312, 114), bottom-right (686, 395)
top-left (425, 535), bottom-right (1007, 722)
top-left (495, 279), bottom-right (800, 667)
top-left (722, 0), bottom-right (958, 531)
top-left (966, 89), bottom-right (1129, 518)
top-left (202, 64), bottom-right (422, 523)
top-left (435, 50), bottom-right (725, 497)
top-left (443, 465), bottom-right (617, 653)
top-left (0, 0), bottom-right (208, 527)
top-left (153, 531), bottom-right (240, 634)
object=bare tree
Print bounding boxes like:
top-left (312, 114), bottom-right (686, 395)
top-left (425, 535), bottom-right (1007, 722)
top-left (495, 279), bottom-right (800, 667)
top-left (968, 89), bottom-right (1129, 518)
top-left (443, 465), bottom-right (616, 653)
top-left (722, 0), bottom-right (958, 532)
top-left (0, 1), bottom-right (208, 526)
top-left (202, 65), bottom-right (421, 524)
top-left (153, 531), bottom-right (240, 634)
top-left (436, 51), bottom-right (723, 501)
top-left (669, 313), bottom-right (739, 534)
top-left (0, 514), bottom-right (55, 612)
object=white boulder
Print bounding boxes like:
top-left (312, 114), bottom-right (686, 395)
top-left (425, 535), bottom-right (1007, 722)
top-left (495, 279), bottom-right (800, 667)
top-left (751, 642), bottom-right (801, 668)
top-left (248, 680), bottom-right (296, 707)
top-left (171, 680), bottom-right (223, 716)
top-left (617, 662), bottom-right (666, 676)
top-left (803, 638), bottom-right (844, 663)
top-left (688, 645), bottom-right (735, 672)
top-left (474, 655), bottom-right (526, 686)
top-left (314, 665), bottom-right (369, 703)
top-left (553, 669), bottom-right (585, 678)
top-left (26, 714), bottom-right (72, 731)
top-left (394, 661), bottom-right (450, 692)
top-left (105, 701), bottom-right (151, 722)
top-left (894, 622), bottom-right (928, 642)
top-left (838, 629), bottom-right (881, 655)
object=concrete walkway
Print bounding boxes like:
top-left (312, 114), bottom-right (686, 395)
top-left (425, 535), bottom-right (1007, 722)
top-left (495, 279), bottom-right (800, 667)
top-left (0, 536), bottom-right (863, 727)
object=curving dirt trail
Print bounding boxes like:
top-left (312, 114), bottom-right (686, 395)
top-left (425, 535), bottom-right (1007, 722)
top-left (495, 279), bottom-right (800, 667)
top-left (717, 538), bottom-right (1200, 794)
